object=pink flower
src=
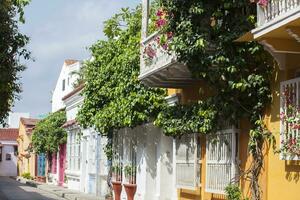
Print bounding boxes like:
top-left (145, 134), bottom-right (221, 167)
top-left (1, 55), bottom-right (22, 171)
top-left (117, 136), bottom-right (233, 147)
top-left (167, 32), bottom-right (173, 39)
top-left (156, 9), bottom-right (164, 17)
top-left (156, 19), bottom-right (167, 28)
top-left (162, 43), bottom-right (168, 50)
top-left (144, 45), bottom-right (156, 59)
top-left (258, 0), bottom-right (268, 7)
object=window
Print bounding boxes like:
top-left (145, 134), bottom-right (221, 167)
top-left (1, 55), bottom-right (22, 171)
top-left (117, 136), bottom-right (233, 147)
top-left (6, 154), bottom-right (11, 161)
top-left (88, 135), bottom-right (97, 174)
top-left (175, 134), bottom-right (201, 189)
top-left (67, 130), bottom-right (81, 171)
top-left (205, 127), bottom-right (238, 194)
top-left (280, 77), bottom-right (300, 160)
top-left (0, 147), bottom-right (2, 162)
top-left (62, 79), bottom-right (66, 91)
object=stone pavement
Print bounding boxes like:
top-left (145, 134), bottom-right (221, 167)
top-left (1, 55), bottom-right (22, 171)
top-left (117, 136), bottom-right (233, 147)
top-left (0, 176), bottom-right (65, 200)
top-left (16, 177), bottom-right (105, 200)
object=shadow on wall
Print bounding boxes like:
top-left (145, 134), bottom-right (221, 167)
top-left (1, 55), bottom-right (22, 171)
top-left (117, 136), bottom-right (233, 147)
top-left (285, 160), bottom-right (300, 183)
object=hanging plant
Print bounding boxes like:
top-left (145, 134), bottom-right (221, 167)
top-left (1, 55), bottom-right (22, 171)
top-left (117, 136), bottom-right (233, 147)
top-left (142, 7), bottom-right (174, 65)
top-left (250, 0), bottom-right (268, 8)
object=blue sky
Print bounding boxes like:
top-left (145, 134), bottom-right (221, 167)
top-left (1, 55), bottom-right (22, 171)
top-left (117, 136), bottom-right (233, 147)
top-left (14, 0), bottom-right (140, 118)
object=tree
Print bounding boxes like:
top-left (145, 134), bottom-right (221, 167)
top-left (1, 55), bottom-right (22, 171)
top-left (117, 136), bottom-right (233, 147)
top-left (77, 6), bottom-right (166, 136)
top-left (0, 0), bottom-right (30, 123)
top-left (32, 111), bottom-right (67, 154)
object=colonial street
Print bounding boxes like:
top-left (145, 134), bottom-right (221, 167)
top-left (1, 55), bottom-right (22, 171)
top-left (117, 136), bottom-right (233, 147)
top-left (0, 177), bottom-right (64, 200)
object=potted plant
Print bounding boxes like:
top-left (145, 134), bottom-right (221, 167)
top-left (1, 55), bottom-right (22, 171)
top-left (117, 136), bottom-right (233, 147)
top-left (123, 164), bottom-right (137, 200)
top-left (111, 164), bottom-right (122, 200)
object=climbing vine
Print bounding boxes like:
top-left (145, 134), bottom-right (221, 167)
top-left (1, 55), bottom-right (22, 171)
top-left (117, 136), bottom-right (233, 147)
top-left (32, 110), bottom-right (67, 154)
top-left (153, 1), bottom-right (275, 199)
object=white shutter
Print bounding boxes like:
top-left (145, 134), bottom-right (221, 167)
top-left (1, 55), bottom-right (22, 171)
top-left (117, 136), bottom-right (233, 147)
top-left (175, 134), bottom-right (201, 189)
top-left (205, 128), bottom-right (237, 194)
top-left (280, 78), bottom-right (300, 160)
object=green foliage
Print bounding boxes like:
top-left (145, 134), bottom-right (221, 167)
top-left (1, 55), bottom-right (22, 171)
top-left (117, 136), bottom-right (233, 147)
top-left (0, 0), bottom-right (31, 124)
top-left (77, 6), bottom-right (166, 135)
top-left (124, 164), bottom-right (136, 177)
top-left (21, 172), bottom-right (33, 180)
top-left (32, 111), bottom-right (67, 154)
top-left (225, 184), bottom-right (243, 200)
top-left (154, 100), bottom-right (217, 136)
top-left (156, 0), bottom-right (273, 134)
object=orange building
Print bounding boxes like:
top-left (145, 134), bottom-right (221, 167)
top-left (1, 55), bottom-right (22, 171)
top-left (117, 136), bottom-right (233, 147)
top-left (139, 0), bottom-right (300, 200)
top-left (17, 118), bottom-right (39, 178)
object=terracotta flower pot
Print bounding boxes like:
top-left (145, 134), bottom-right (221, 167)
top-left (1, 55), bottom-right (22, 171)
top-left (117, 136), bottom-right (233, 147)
top-left (112, 181), bottom-right (122, 200)
top-left (124, 183), bottom-right (137, 200)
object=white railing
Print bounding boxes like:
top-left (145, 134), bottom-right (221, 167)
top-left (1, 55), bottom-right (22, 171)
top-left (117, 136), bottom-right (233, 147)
top-left (258, 0), bottom-right (300, 27)
top-left (280, 77), bottom-right (300, 160)
top-left (140, 32), bottom-right (177, 78)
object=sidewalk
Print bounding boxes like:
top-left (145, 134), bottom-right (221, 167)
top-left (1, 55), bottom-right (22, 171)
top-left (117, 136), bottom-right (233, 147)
top-left (16, 177), bottom-right (105, 200)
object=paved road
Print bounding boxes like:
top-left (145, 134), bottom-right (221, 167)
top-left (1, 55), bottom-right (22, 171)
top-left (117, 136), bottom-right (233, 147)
top-left (0, 177), bottom-right (64, 200)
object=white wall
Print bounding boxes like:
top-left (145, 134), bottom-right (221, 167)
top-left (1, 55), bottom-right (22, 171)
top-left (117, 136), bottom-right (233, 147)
top-left (0, 141), bottom-right (17, 176)
top-left (52, 61), bottom-right (81, 112)
top-left (119, 124), bottom-right (175, 200)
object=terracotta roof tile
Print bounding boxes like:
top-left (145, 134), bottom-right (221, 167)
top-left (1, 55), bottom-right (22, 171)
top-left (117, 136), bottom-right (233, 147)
top-left (20, 118), bottom-right (39, 127)
top-left (0, 129), bottom-right (19, 141)
top-left (64, 59), bottom-right (79, 66)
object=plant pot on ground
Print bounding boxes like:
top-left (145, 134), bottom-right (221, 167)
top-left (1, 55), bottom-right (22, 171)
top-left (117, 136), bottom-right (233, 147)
top-left (111, 181), bottom-right (122, 200)
top-left (111, 164), bottom-right (122, 200)
top-left (124, 164), bottom-right (137, 200)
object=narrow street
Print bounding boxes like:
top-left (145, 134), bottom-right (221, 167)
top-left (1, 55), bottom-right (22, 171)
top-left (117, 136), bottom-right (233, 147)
top-left (0, 177), bottom-right (64, 200)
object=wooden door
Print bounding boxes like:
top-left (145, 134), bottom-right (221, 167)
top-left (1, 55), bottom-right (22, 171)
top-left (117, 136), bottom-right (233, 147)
top-left (58, 144), bottom-right (66, 186)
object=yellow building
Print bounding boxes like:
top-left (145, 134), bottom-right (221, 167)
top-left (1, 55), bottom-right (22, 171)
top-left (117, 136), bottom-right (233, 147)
top-left (139, 1), bottom-right (300, 200)
top-left (17, 117), bottom-right (39, 178)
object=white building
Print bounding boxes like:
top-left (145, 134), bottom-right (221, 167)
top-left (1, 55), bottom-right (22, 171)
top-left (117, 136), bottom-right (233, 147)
top-left (52, 59), bottom-right (81, 113)
top-left (62, 85), bottom-right (108, 197)
top-left (114, 125), bottom-right (177, 200)
top-left (0, 129), bottom-right (19, 176)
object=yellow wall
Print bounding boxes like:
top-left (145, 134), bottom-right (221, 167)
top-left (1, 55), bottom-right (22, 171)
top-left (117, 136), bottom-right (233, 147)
top-left (18, 122), bottom-right (36, 177)
top-left (264, 65), bottom-right (300, 200)
top-left (174, 64), bottom-right (300, 200)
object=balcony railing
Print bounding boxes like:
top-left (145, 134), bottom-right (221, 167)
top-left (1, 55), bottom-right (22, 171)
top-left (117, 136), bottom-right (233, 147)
top-left (139, 32), bottom-right (195, 88)
top-left (257, 0), bottom-right (300, 27)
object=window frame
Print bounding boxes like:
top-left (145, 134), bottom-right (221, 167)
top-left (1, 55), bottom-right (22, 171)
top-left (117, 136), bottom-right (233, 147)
top-left (205, 127), bottom-right (239, 194)
top-left (175, 133), bottom-right (202, 190)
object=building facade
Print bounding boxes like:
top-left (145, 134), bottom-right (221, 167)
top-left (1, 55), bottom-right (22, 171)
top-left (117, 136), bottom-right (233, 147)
top-left (62, 85), bottom-right (108, 197)
top-left (48, 59), bottom-right (82, 186)
top-left (237, 1), bottom-right (300, 200)
top-left (0, 128), bottom-right (19, 176)
top-left (17, 118), bottom-right (39, 178)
